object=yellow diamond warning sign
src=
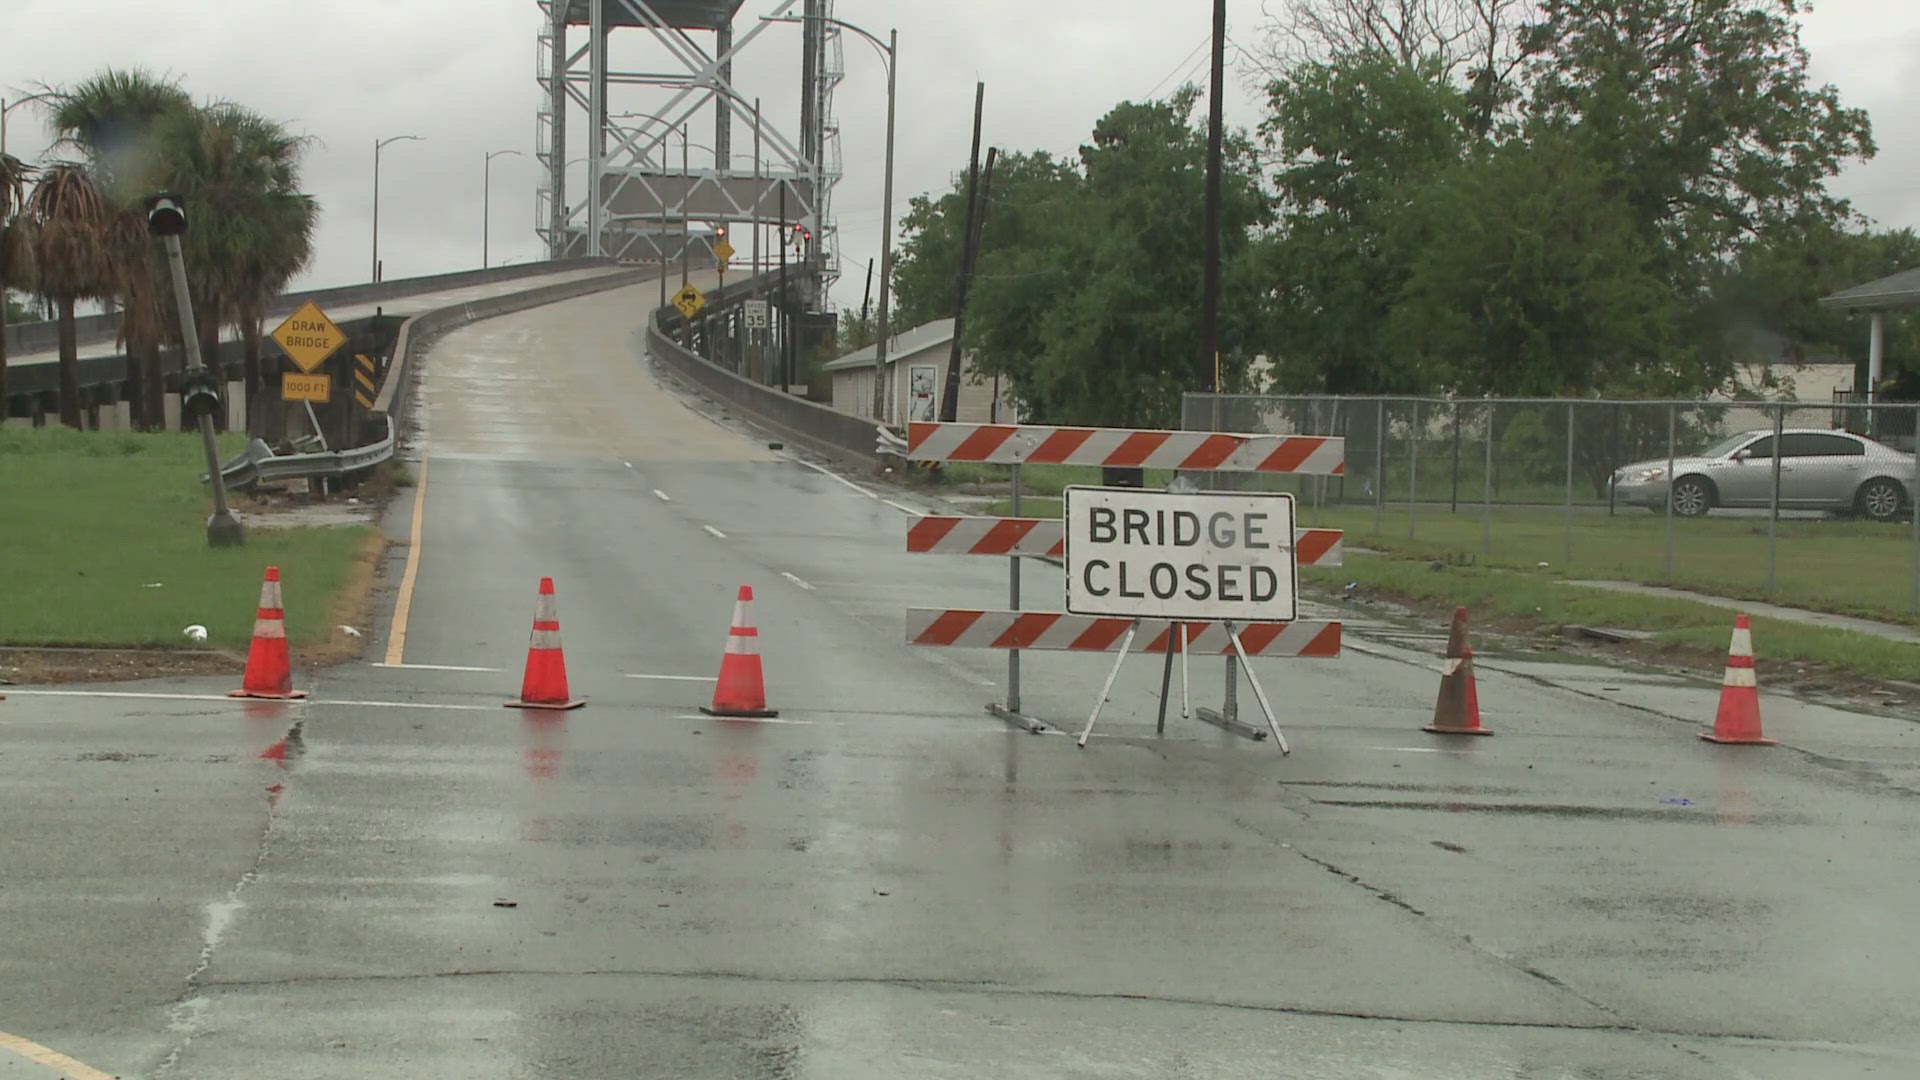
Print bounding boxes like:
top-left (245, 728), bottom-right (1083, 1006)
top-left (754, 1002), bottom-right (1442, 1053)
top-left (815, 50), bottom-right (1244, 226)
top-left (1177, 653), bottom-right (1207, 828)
top-left (271, 301), bottom-right (347, 373)
top-left (673, 283), bottom-right (706, 320)
top-left (713, 239), bottom-right (735, 263)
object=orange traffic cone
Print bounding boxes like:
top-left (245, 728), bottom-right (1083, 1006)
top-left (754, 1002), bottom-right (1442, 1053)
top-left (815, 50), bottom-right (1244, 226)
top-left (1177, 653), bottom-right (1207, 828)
top-left (506, 577), bottom-right (585, 710)
top-left (1425, 606), bottom-right (1491, 735)
top-left (1702, 614), bottom-right (1773, 745)
top-left (230, 566), bottom-right (307, 700)
top-left (701, 585), bottom-right (778, 718)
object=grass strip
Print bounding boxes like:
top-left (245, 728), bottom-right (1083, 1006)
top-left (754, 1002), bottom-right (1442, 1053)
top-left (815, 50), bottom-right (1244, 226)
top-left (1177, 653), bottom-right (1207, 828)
top-left (975, 495), bottom-right (1919, 682)
top-left (0, 427), bottom-right (377, 652)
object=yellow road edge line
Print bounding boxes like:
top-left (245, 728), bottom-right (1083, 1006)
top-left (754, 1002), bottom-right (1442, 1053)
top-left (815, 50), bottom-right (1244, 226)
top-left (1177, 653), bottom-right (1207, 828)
top-left (0, 1031), bottom-right (116, 1080)
top-left (383, 455), bottom-right (430, 666)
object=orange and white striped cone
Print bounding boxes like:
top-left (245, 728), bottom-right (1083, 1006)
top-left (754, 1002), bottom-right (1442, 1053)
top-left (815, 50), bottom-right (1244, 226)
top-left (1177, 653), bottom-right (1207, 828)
top-left (506, 577), bottom-right (585, 710)
top-left (701, 585), bottom-right (778, 718)
top-left (230, 566), bottom-right (307, 700)
top-left (1702, 614), bottom-right (1773, 745)
top-left (1425, 606), bottom-right (1491, 735)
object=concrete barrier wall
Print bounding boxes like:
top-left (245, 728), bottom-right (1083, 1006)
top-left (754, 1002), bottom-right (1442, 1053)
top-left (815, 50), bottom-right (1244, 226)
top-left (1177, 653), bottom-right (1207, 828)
top-left (643, 280), bottom-right (879, 469)
top-left (2, 256), bottom-right (619, 358)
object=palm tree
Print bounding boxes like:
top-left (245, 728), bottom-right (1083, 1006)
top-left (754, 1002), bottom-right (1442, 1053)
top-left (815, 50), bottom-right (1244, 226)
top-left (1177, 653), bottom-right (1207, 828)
top-left (23, 163), bottom-right (113, 428)
top-left (0, 152), bottom-right (35, 416)
top-left (45, 70), bottom-right (191, 428)
top-left (155, 103), bottom-right (315, 428)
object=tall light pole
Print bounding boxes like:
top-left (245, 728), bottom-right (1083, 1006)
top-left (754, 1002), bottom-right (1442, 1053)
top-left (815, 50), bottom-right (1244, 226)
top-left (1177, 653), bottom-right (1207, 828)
top-left (372, 135), bottom-right (423, 282)
top-left (612, 111), bottom-right (685, 297)
top-left (483, 149), bottom-right (523, 268)
top-left (766, 15), bottom-right (895, 421)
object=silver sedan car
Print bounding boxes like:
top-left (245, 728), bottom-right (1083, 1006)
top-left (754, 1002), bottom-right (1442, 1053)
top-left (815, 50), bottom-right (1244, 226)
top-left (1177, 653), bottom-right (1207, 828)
top-left (1612, 428), bottom-right (1916, 521)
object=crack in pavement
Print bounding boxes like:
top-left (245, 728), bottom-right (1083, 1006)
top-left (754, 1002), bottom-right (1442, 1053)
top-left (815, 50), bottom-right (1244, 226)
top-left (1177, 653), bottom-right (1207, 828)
top-left (148, 699), bottom-right (311, 1078)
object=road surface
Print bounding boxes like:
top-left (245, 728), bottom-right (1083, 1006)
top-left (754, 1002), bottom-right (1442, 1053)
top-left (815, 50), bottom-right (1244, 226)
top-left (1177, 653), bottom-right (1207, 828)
top-left (4, 278), bottom-right (1920, 1078)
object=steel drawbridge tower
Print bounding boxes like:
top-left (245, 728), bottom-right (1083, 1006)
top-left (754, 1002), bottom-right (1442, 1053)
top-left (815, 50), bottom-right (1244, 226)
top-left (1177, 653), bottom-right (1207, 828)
top-left (535, 0), bottom-right (842, 307)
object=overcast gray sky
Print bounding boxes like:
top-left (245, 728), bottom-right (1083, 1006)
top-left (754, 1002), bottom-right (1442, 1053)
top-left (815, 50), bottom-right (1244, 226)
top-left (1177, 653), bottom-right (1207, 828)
top-left (3, 1), bottom-right (1916, 311)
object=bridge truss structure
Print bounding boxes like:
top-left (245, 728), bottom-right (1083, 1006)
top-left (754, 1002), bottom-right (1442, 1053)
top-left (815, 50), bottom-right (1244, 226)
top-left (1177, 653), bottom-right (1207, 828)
top-left (534, 0), bottom-right (843, 304)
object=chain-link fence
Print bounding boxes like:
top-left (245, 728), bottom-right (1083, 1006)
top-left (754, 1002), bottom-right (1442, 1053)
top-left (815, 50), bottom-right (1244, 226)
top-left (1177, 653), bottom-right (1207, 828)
top-left (1184, 394), bottom-right (1920, 621)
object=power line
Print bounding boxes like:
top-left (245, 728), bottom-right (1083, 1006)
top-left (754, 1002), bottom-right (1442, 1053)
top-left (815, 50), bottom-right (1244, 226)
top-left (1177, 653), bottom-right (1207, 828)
top-left (1145, 32), bottom-right (1214, 99)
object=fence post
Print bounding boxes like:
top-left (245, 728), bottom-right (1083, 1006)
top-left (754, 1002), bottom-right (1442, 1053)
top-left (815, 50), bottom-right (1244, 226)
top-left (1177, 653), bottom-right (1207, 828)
top-left (1409, 399), bottom-right (1420, 540)
top-left (1563, 402), bottom-right (1575, 569)
top-left (1375, 398), bottom-right (1385, 535)
top-left (1008, 463), bottom-right (1023, 714)
top-left (1767, 403), bottom-right (1783, 596)
top-left (1482, 398), bottom-right (1493, 558)
top-left (1664, 403), bottom-right (1676, 579)
top-left (1450, 401), bottom-right (1462, 513)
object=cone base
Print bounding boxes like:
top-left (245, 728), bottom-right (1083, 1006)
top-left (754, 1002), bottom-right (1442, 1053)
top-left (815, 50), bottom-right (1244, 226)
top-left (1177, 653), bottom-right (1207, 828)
top-left (1423, 724), bottom-right (1494, 735)
top-left (1699, 731), bottom-right (1775, 745)
top-left (507, 698), bottom-right (586, 711)
top-left (701, 705), bottom-right (780, 719)
top-left (229, 689), bottom-right (308, 700)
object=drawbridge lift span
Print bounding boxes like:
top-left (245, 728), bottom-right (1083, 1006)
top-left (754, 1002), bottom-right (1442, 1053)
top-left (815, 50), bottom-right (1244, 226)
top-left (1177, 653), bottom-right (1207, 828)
top-left (535, 0), bottom-right (843, 309)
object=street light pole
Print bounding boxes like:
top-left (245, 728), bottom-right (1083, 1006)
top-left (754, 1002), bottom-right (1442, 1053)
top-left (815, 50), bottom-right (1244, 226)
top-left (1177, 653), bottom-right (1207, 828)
top-left (372, 134), bottom-right (423, 282)
top-left (483, 149), bottom-right (523, 268)
top-left (763, 15), bottom-right (896, 421)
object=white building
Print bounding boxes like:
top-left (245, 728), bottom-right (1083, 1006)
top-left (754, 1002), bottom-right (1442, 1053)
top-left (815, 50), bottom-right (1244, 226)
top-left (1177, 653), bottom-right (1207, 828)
top-left (822, 319), bottom-right (1019, 424)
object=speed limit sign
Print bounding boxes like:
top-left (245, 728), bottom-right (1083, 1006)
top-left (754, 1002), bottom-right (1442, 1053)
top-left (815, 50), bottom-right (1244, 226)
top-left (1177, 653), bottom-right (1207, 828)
top-left (743, 300), bottom-right (770, 330)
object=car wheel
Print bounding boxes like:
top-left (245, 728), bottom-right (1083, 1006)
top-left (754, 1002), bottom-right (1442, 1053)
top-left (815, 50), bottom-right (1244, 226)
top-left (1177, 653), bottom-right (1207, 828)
top-left (1857, 478), bottom-right (1906, 523)
top-left (1671, 476), bottom-right (1714, 517)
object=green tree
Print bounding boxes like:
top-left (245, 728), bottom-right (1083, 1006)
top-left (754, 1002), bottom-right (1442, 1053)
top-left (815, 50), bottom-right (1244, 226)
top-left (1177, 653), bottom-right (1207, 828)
top-left (890, 151), bottom-right (1077, 330)
top-left (46, 69), bottom-right (193, 428)
top-left (23, 163), bottom-right (114, 428)
top-left (959, 90), bottom-right (1271, 426)
top-left (154, 103), bottom-right (316, 412)
top-left (1520, 0), bottom-right (1875, 280)
top-left (1260, 51), bottom-right (1478, 393)
top-left (1385, 134), bottom-right (1690, 396)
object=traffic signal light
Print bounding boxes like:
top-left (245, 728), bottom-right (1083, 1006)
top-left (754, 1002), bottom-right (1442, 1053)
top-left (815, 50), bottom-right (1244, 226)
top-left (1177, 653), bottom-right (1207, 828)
top-left (715, 224), bottom-right (727, 239)
top-left (144, 192), bottom-right (187, 237)
top-left (178, 370), bottom-right (222, 421)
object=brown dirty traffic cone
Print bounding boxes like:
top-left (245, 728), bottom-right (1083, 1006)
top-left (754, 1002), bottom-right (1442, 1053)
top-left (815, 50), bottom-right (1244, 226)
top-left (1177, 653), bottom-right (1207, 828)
top-left (506, 577), bottom-right (585, 710)
top-left (701, 585), bottom-right (778, 718)
top-left (230, 566), bottom-right (307, 700)
top-left (1425, 606), bottom-right (1491, 735)
top-left (1701, 614), bottom-right (1773, 745)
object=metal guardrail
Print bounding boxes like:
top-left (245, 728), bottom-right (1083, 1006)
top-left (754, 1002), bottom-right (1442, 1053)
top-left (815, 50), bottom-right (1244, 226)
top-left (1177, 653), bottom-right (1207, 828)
top-left (205, 265), bottom-right (656, 490)
top-left (644, 278), bottom-right (881, 469)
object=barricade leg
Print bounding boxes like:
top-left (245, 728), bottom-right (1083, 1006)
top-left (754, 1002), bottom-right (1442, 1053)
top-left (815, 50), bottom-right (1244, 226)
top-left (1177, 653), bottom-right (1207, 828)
top-left (1077, 619), bottom-right (1140, 748)
top-left (1179, 624), bottom-right (1190, 719)
top-left (1228, 621), bottom-right (1290, 755)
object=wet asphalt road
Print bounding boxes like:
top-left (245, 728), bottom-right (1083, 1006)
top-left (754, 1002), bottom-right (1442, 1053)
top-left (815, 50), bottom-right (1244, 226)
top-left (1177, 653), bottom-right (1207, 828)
top-left (5, 282), bottom-right (1920, 1078)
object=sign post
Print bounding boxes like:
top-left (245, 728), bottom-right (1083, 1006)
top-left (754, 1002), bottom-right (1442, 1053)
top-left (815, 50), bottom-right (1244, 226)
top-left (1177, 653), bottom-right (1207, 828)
top-left (1063, 485), bottom-right (1299, 748)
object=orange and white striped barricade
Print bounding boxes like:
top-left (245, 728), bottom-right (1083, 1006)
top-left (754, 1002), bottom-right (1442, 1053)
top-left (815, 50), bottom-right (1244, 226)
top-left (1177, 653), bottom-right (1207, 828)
top-left (904, 421), bottom-right (1343, 748)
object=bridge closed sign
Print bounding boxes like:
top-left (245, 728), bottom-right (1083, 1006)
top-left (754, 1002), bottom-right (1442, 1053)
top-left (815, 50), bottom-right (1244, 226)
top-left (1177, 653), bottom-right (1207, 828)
top-left (1064, 486), bottom-right (1298, 622)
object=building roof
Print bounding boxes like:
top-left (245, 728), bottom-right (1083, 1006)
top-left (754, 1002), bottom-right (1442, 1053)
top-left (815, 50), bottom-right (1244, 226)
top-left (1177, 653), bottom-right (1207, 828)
top-left (1819, 267), bottom-right (1920, 312)
top-left (820, 319), bottom-right (958, 373)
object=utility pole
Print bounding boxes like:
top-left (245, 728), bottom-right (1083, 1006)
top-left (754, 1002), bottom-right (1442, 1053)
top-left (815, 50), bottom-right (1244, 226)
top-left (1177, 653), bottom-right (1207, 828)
top-left (939, 84), bottom-right (987, 424)
top-left (943, 145), bottom-right (996, 424)
top-left (1199, 0), bottom-right (1226, 395)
